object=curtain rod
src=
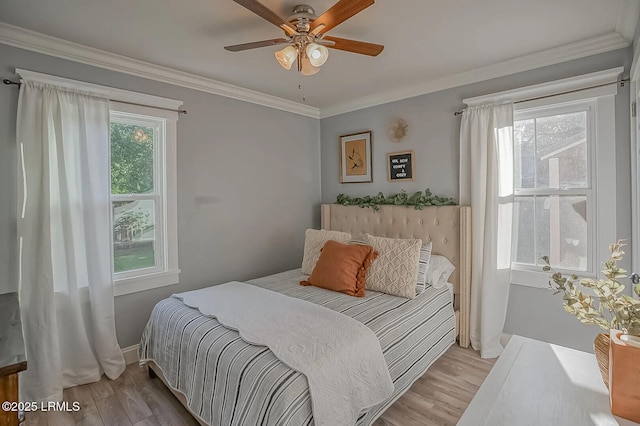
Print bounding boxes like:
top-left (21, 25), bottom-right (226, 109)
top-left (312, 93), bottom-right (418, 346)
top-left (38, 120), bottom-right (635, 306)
top-left (3, 78), bottom-right (187, 115)
top-left (453, 78), bottom-right (630, 116)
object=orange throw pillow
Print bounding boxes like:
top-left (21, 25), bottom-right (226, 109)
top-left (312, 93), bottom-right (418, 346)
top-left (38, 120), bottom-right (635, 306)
top-left (300, 240), bottom-right (377, 297)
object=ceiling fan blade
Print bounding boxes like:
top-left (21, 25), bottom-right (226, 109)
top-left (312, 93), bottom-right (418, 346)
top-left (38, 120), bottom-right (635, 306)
top-left (309, 0), bottom-right (375, 36)
top-left (233, 0), bottom-right (298, 36)
top-left (224, 38), bottom-right (289, 52)
top-left (323, 36), bottom-right (384, 56)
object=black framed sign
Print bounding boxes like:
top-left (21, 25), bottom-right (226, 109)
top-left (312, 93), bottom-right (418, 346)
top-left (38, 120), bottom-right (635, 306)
top-left (387, 150), bottom-right (414, 181)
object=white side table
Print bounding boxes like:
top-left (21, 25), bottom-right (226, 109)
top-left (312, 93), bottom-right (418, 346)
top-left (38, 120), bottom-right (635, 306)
top-left (458, 335), bottom-right (638, 426)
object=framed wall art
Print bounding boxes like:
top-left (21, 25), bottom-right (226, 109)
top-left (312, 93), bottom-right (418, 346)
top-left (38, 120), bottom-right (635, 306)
top-left (387, 150), bottom-right (414, 182)
top-left (339, 131), bottom-right (372, 183)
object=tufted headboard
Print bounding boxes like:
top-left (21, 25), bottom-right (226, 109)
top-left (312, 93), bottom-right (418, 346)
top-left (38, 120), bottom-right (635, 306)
top-left (321, 204), bottom-right (471, 348)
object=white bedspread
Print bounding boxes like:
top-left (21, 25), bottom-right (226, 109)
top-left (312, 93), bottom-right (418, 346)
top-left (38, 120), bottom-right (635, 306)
top-left (173, 282), bottom-right (394, 426)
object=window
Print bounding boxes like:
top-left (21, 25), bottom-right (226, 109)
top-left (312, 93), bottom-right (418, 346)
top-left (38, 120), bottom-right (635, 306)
top-left (13, 69), bottom-right (181, 296)
top-left (512, 103), bottom-right (593, 273)
top-left (456, 68), bottom-right (623, 288)
top-left (110, 102), bottom-right (179, 296)
top-left (508, 78), bottom-right (618, 287)
top-left (111, 113), bottom-right (163, 274)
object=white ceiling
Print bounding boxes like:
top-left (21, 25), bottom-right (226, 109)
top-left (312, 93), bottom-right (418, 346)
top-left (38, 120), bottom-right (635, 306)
top-left (0, 0), bottom-right (638, 112)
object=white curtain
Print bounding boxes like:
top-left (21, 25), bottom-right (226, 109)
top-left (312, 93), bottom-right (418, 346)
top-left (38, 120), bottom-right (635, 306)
top-left (17, 81), bottom-right (125, 402)
top-left (459, 102), bottom-right (514, 359)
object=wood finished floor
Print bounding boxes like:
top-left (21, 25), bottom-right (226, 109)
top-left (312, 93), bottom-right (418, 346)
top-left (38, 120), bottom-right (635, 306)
top-left (24, 344), bottom-right (495, 426)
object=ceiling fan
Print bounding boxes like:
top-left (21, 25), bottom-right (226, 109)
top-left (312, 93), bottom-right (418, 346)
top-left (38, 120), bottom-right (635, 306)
top-left (224, 0), bottom-right (384, 75)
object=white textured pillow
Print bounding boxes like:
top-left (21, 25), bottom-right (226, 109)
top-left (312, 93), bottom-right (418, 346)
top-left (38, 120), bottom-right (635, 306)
top-left (301, 229), bottom-right (352, 275)
top-left (426, 255), bottom-right (455, 289)
top-left (415, 242), bottom-right (433, 295)
top-left (364, 234), bottom-right (422, 299)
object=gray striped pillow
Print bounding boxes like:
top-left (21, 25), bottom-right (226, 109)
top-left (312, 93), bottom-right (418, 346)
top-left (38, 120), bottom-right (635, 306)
top-left (415, 242), bottom-right (433, 295)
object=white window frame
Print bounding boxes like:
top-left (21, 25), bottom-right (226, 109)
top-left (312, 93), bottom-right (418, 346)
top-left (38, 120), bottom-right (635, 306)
top-left (630, 57), bottom-right (640, 292)
top-left (15, 69), bottom-right (181, 296)
top-left (110, 111), bottom-right (165, 279)
top-left (110, 102), bottom-right (180, 296)
top-left (511, 101), bottom-right (596, 282)
top-left (463, 67), bottom-right (621, 289)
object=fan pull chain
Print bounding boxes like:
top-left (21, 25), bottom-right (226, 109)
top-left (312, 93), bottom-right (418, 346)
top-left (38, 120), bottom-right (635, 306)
top-left (298, 81), bottom-right (306, 103)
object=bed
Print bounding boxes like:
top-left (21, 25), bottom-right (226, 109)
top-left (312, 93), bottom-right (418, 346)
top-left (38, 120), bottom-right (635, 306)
top-left (139, 204), bottom-right (471, 425)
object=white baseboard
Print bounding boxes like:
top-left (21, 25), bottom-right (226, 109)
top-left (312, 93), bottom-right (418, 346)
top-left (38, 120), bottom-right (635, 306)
top-left (122, 344), bottom-right (140, 365)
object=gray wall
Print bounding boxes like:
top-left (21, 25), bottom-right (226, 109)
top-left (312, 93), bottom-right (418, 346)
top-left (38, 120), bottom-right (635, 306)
top-left (634, 15), bottom-right (640, 55)
top-left (0, 42), bottom-right (633, 352)
top-left (320, 48), bottom-right (633, 352)
top-left (0, 43), bottom-right (321, 347)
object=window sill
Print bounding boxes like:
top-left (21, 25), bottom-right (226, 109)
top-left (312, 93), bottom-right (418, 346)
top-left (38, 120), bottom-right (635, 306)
top-left (510, 269), bottom-right (551, 289)
top-left (114, 269), bottom-right (180, 296)
top-left (510, 268), bottom-right (596, 289)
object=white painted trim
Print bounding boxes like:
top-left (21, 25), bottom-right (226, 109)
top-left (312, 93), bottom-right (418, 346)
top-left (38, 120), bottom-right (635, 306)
top-left (632, 41), bottom-right (640, 84)
top-left (594, 95), bottom-right (618, 270)
top-left (164, 118), bottom-right (180, 292)
top-left (114, 269), bottom-right (180, 296)
top-left (630, 82), bottom-right (639, 283)
top-left (122, 344), bottom-right (140, 365)
top-left (510, 86), bottom-right (618, 289)
top-left (463, 67), bottom-right (623, 106)
top-left (16, 68), bottom-right (183, 110)
top-left (109, 101), bottom-right (180, 296)
top-left (511, 268), bottom-right (595, 289)
top-left (514, 85), bottom-right (619, 111)
top-left (110, 101), bottom-right (178, 121)
top-left (0, 23), bottom-right (319, 118)
top-left (320, 33), bottom-right (629, 118)
top-left (0, 23), bottom-right (628, 120)
top-left (615, 0), bottom-right (640, 42)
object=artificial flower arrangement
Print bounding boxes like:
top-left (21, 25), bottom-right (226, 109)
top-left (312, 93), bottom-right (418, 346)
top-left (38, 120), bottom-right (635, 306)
top-left (542, 241), bottom-right (640, 337)
top-left (543, 241), bottom-right (640, 421)
top-left (542, 241), bottom-right (640, 420)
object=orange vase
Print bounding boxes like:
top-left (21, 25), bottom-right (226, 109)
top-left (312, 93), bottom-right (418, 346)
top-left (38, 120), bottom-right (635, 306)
top-left (609, 330), bottom-right (640, 423)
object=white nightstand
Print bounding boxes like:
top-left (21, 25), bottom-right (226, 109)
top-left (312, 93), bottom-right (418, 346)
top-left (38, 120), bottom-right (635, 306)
top-left (458, 335), bottom-right (638, 426)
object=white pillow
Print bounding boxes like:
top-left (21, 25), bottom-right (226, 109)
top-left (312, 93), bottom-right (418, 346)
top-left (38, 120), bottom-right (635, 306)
top-left (364, 234), bottom-right (422, 299)
top-left (415, 242), bottom-right (433, 295)
top-left (426, 255), bottom-right (455, 289)
top-left (301, 229), bottom-right (352, 275)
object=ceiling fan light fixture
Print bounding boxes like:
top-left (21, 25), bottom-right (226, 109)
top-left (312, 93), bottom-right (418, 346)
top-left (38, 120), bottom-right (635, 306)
top-left (226, 0), bottom-right (383, 76)
top-left (275, 45), bottom-right (298, 70)
top-left (300, 55), bottom-right (320, 75)
top-left (305, 43), bottom-right (329, 67)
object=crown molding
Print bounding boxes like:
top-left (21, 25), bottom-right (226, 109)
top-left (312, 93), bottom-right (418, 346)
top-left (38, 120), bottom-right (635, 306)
top-left (0, 22), bottom-right (630, 121)
top-left (0, 22), bottom-right (320, 119)
top-left (16, 68), bottom-right (184, 112)
top-left (319, 32), bottom-right (630, 118)
top-left (462, 67), bottom-right (624, 106)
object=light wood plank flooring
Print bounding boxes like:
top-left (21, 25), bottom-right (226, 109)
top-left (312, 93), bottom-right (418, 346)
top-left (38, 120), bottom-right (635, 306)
top-left (24, 344), bottom-right (495, 426)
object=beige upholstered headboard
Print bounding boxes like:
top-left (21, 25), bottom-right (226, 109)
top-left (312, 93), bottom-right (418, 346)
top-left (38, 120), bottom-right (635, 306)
top-left (321, 204), bottom-right (471, 348)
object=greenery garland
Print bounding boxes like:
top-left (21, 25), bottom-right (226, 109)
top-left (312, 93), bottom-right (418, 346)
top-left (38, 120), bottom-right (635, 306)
top-left (336, 189), bottom-right (457, 211)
